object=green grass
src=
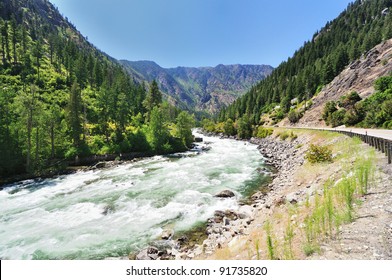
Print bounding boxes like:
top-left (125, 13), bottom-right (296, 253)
top-left (264, 220), bottom-right (277, 260)
top-left (254, 130), bottom-right (378, 259)
top-left (283, 221), bottom-right (295, 260)
top-left (301, 146), bottom-right (376, 256)
top-left (276, 130), bottom-right (298, 141)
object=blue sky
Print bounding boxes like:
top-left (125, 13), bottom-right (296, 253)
top-left (49, 0), bottom-right (353, 68)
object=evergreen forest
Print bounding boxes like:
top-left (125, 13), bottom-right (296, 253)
top-left (217, 0), bottom-right (392, 132)
top-left (0, 0), bottom-right (195, 179)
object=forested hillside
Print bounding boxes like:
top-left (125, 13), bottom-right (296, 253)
top-left (218, 0), bottom-right (392, 127)
top-left (0, 0), bottom-right (194, 179)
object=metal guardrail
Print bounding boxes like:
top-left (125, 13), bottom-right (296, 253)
top-left (284, 127), bottom-right (392, 164)
top-left (331, 130), bottom-right (392, 164)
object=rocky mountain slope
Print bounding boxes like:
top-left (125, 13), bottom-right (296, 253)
top-left (120, 60), bottom-right (273, 114)
top-left (280, 39), bottom-right (392, 127)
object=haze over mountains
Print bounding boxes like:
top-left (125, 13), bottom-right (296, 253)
top-left (120, 60), bottom-right (273, 114)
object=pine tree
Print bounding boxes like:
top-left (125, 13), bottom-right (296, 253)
top-left (67, 81), bottom-right (83, 148)
top-left (148, 106), bottom-right (169, 152)
top-left (143, 80), bottom-right (162, 121)
top-left (174, 111), bottom-right (195, 147)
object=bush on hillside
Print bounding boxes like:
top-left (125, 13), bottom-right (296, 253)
top-left (305, 144), bottom-right (333, 164)
top-left (288, 110), bottom-right (303, 123)
top-left (255, 126), bottom-right (273, 139)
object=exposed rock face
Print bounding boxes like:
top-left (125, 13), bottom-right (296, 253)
top-left (280, 39), bottom-right (392, 127)
top-left (119, 60), bottom-right (273, 114)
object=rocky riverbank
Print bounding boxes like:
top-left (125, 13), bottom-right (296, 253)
top-left (131, 132), bottom-right (309, 260)
top-left (131, 128), bottom-right (392, 260)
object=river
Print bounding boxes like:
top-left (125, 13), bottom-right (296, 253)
top-left (0, 132), bottom-right (269, 260)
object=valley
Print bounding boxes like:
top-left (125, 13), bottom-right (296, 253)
top-left (0, 0), bottom-right (391, 262)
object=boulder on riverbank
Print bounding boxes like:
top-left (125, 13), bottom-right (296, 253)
top-left (135, 246), bottom-right (160, 260)
top-left (161, 229), bottom-right (174, 240)
top-left (215, 190), bottom-right (235, 198)
top-left (93, 162), bottom-right (106, 169)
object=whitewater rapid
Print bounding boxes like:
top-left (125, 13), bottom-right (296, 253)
top-left (0, 132), bottom-right (268, 259)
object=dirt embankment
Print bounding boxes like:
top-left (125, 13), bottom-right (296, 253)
top-left (130, 129), bottom-right (391, 260)
top-left (195, 129), bottom-right (392, 260)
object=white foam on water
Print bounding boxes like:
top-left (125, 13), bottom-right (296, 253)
top-left (0, 132), bottom-right (267, 259)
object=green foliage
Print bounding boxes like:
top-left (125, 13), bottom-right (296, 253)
top-left (374, 75), bottom-right (392, 91)
top-left (279, 131), bottom-right (290, 141)
top-left (305, 144), bottom-right (333, 163)
top-left (67, 81), bottom-right (83, 148)
top-left (174, 111), bottom-right (195, 148)
top-left (322, 78), bottom-right (392, 128)
top-left (322, 101), bottom-right (337, 124)
top-left (300, 140), bottom-right (376, 257)
top-left (236, 115), bottom-right (252, 139)
top-left (338, 91), bottom-right (361, 108)
top-left (202, 119), bottom-right (217, 133)
top-left (143, 80), bottom-right (162, 121)
top-left (283, 222), bottom-right (295, 260)
top-left (264, 220), bottom-right (277, 260)
top-left (287, 109), bottom-right (302, 123)
top-left (223, 118), bottom-right (236, 136)
top-left (147, 107), bottom-right (170, 153)
top-left (255, 126), bottom-right (273, 139)
top-left (330, 108), bottom-right (346, 127)
top-left (0, 1), bottom-right (195, 177)
top-left (355, 156), bottom-right (374, 195)
top-left (277, 130), bottom-right (297, 141)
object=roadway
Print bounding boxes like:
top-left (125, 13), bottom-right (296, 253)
top-left (282, 126), bottom-right (392, 141)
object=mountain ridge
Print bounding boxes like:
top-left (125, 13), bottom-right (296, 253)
top-left (120, 60), bottom-right (274, 114)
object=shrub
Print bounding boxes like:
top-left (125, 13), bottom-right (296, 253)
top-left (277, 130), bottom-right (297, 141)
top-left (339, 91), bottom-right (361, 108)
top-left (202, 119), bottom-right (216, 133)
top-left (223, 118), bottom-right (236, 136)
top-left (290, 131), bottom-right (298, 140)
top-left (279, 131), bottom-right (290, 140)
top-left (214, 122), bottom-right (225, 133)
top-left (305, 144), bottom-right (333, 163)
top-left (236, 115), bottom-right (252, 139)
top-left (330, 109), bottom-right (346, 127)
top-left (288, 110), bottom-right (302, 123)
top-left (256, 126), bottom-right (273, 139)
top-left (322, 101), bottom-right (337, 123)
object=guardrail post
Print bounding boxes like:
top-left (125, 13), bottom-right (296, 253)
top-left (381, 139), bottom-right (385, 154)
top-left (388, 141), bottom-right (392, 164)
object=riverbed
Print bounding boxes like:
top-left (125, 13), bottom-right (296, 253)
top-left (0, 132), bottom-right (268, 260)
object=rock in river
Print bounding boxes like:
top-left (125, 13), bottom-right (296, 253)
top-left (215, 190), bottom-right (235, 198)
